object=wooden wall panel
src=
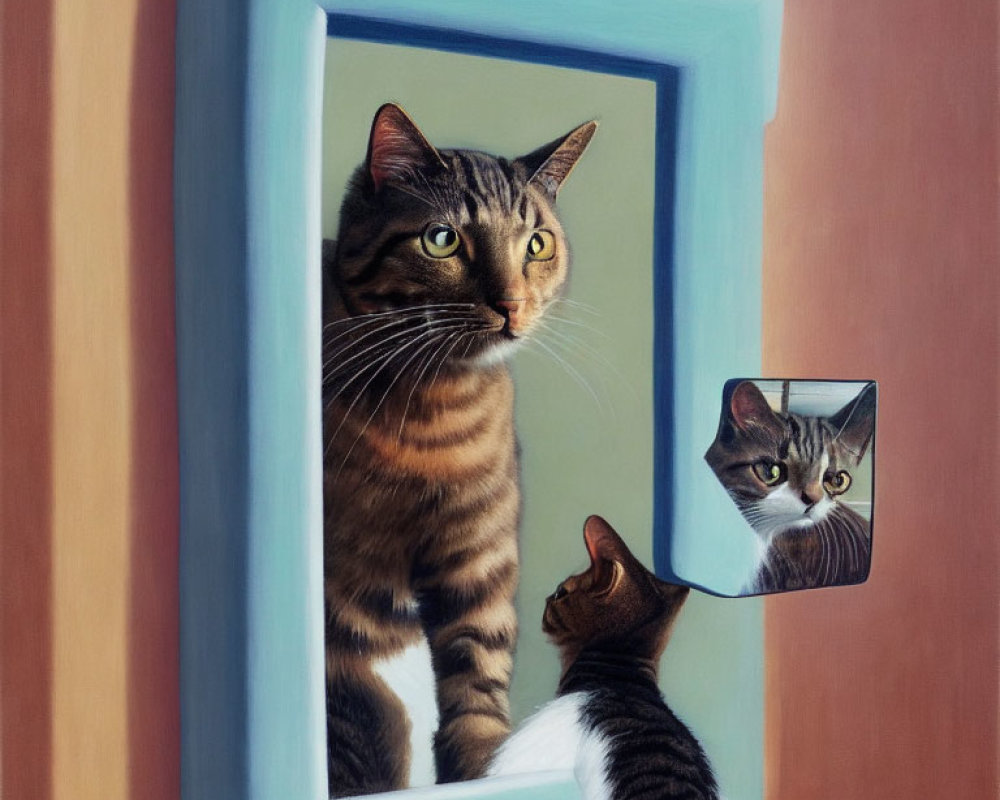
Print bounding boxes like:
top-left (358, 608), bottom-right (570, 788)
top-left (1, 2), bottom-right (54, 799)
top-left (51, 3), bottom-right (135, 796)
top-left (1, 1), bottom-right (179, 798)
top-left (126, 1), bottom-right (181, 797)
top-left (762, 2), bottom-right (998, 798)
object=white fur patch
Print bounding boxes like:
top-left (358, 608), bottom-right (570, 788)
top-left (753, 483), bottom-right (833, 541)
top-left (472, 336), bottom-right (527, 367)
top-left (374, 640), bottom-right (438, 787)
top-left (488, 692), bottom-right (612, 800)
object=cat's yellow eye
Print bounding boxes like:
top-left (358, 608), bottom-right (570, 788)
top-left (823, 470), bottom-right (852, 496)
top-left (421, 223), bottom-right (461, 258)
top-left (752, 460), bottom-right (786, 486)
top-left (526, 230), bottom-right (556, 261)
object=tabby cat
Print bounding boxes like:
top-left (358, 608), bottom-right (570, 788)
top-left (489, 515), bottom-right (719, 800)
top-left (704, 380), bottom-right (876, 594)
top-left (322, 103), bottom-right (596, 796)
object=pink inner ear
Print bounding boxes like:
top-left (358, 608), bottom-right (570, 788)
top-left (368, 118), bottom-right (411, 191)
top-left (583, 515), bottom-right (620, 565)
top-left (367, 105), bottom-right (443, 192)
top-left (730, 381), bottom-right (774, 431)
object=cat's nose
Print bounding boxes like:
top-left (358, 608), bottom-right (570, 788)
top-left (800, 484), bottom-right (824, 507)
top-left (493, 298), bottom-right (525, 329)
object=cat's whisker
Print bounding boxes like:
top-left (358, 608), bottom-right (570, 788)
top-left (323, 343), bottom-right (396, 414)
top-left (322, 305), bottom-right (480, 347)
top-left (324, 316), bottom-right (475, 379)
top-left (322, 302), bottom-right (478, 333)
top-left (541, 313), bottom-right (591, 330)
top-left (541, 314), bottom-right (624, 372)
top-left (395, 333), bottom-right (462, 441)
top-left (535, 319), bottom-right (618, 373)
top-left (325, 331), bottom-right (435, 458)
top-left (530, 321), bottom-right (621, 418)
top-left (423, 330), bottom-right (477, 404)
top-left (325, 319), bottom-right (482, 453)
top-left (323, 355), bottom-right (397, 456)
top-left (323, 336), bottom-right (410, 393)
top-left (524, 337), bottom-right (605, 415)
top-left (323, 315), bottom-right (431, 364)
top-left (540, 301), bottom-right (644, 399)
top-left (335, 330), bottom-right (457, 477)
top-left (541, 314), bottom-right (612, 338)
top-left (323, 311), bottom-right (439, 358)
top-left (460, 334), bottom-right (476, 359)
top-left (324, 319), bottom-right (478, 409)
top-left (323, 306), bottom-right (416, 331)
top-left (554, 297), bottom-right (601, 317)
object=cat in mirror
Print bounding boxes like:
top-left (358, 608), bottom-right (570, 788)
top-left (489, 514), bottom-right (719, 800)
top-left (705, 379), bottom-right (876, 594)
top-left (322, 103), bottom-right (596, 796)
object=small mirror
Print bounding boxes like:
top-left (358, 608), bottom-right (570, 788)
top-left (704, 379), bottom-right (877, 596)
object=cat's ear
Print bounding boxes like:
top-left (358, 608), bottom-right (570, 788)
top-left (583, 514), bottom-right (625, 564)
top-left (582, 515), bottom-right (628, 595)
top-left (516, 120), bottom-right (598, 197)
top-left (829, 382), bottom-right (876, 464)
top-left (366, 103), bottom-right (447, 192)
top-left (728, 381), bottom-right (780, 433)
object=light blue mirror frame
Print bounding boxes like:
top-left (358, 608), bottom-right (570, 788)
top-left (174, 2), bottom-right (782, 798)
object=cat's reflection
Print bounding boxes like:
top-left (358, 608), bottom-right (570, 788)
top-left (705, 380), bottom-right (876, 594)
top-left (489, 514), bottom-right (719, 799)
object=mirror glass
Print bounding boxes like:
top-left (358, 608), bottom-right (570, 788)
top-left (703, 379), bottom-right (877, 596)
top-left (323, 34), bottom-right (659, 790)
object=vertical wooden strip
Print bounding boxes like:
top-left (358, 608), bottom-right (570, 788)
top-left (0, 1), bottom-right (54, 799)
top-left (49, 1), bottom-right (136, 798)
top-left (763, 1), bottom-right (999, 798)
top-left (127, 1), bottom-right (181, 799)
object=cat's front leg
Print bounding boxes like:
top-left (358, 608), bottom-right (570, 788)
top-left (416, 548), bottom-right (519, 783)
top-left (324, 568), bottom-right (421, 797)
top-left (326, 655), bottom-right (411, 797)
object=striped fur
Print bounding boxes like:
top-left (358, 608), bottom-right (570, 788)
top-left (492, 516), bottom-right (718, 799)
top-left (704, 381), bottom-right (876, 594)
top-left (748, 502), bottom-right (870, 593)
top-left (323, 104), bottom-right (595, 796)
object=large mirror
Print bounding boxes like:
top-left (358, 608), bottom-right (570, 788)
top-left (322, 33), bottom-right (661, 790)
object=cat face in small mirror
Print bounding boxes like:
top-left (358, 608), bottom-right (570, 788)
top-left (328, 103), bottom-right (597, 366)
top-left (543, 515), bottom-right (689, 672)
top-left (705, 379), bottom-right (877, 593)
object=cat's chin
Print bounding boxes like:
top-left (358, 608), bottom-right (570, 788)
top-left (463, 336), bottom-right (526, 368)
top-left (764, 506), bottom-right (833, 538)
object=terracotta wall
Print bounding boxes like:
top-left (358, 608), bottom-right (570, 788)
top-left (0, 1), bottom-right (179, 799)
top-left (762, 2), bottom-right (998, 798)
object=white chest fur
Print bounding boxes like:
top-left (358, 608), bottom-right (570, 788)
top-left (488, 692), bottom-right (612, 800)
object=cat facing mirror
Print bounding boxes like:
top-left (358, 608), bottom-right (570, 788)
top-left (322, 103), bottom-right (597, 796)
top-left (489, 514), bottom-right (719, 800)
top-left (705, 379), bottom-right (877, 594)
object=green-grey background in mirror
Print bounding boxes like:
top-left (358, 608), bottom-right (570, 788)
top-left (322, 36), bottom-right (656, 718)
top-left (322, 37), bottom-right (761, 796)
